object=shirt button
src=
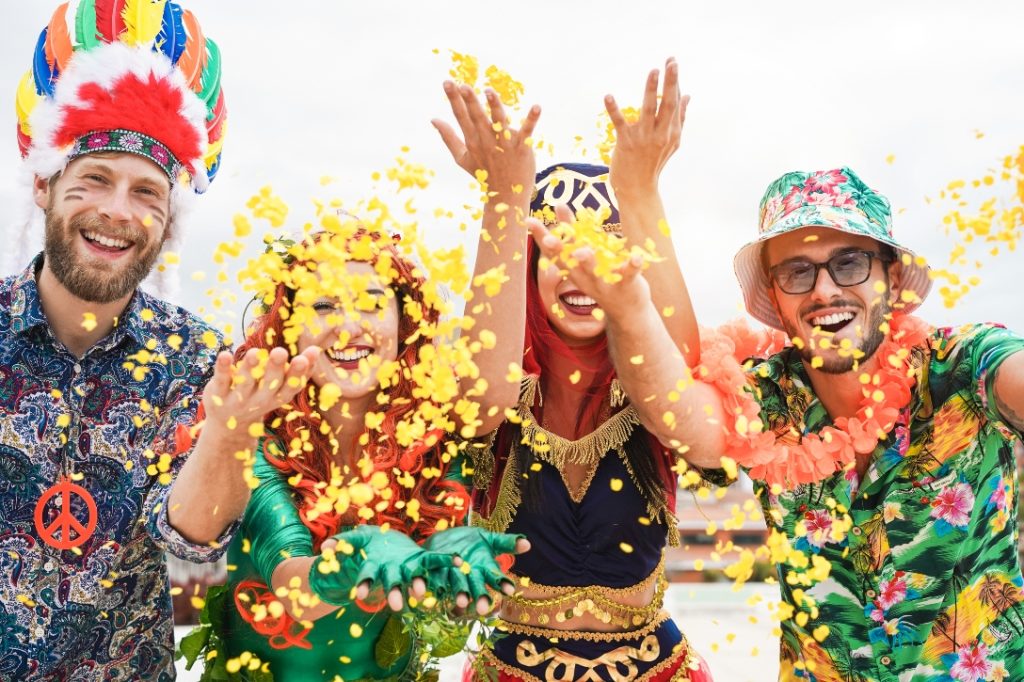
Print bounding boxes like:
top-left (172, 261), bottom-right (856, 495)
top-left (43, 561), bottom-right (53, 571)
top-left (866, 589), bottom-right (877, 599)
top-left (851, 526), bottom-right (863, 536)
top-left (35, 626), bottom-right (45, 639)
top-left (73, 363), bottom-right (82, 374)
top-left (880, 655), bottom-right (892, 666)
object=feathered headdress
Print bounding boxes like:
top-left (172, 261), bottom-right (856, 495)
top-left (10, 0), bottom-right (227, 296)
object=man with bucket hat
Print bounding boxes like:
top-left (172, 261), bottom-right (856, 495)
top-left (0, 1), bottom-right (317, 678)
top-left (530, 166), bottom-right (1024, 680)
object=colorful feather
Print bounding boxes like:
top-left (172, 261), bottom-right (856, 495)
top-left (15, 70), bottom-right (40, 136)
top-left (155, 0), bottom-right (185, 64)
top-left (207, 88), bottom-right (226, 131)
top-left (17, 125), bottom-right (33, 158)
top-left (32, 28), bottom-right (56, 97)
top-left (205, 155), bottom-right (221, 184)
top-left (176, 10), bottom-right (207, 92)
top-left (197, 38), bottom-right (221, 112)
top-left (74, 0), bottom-right (100, 50)
top-left (122, 0), bottom-right (166, 47)
top-left (45, 3), bottom-right (73, 71)
top-left (205, 132), bottom-right (224, 168)
top-left (94, 0), bottom-right (127, 43)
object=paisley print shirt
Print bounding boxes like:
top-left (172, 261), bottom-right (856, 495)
top-left (0, 257), bottom-right (235, 680)
top-left (746, 323), bottom-right (1024, 682)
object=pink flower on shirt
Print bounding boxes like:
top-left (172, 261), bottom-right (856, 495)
top-left (802, 509), bottom-right (834, 548)
top-left (930, 482), bottom-right (975, 529)
top-left (949, 642), bottom-right (991, 681)
top-left (877, 574), bottom-right (908, 610)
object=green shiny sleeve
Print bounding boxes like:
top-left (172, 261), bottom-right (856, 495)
top-left (240, 440), bottom-right (315, 583)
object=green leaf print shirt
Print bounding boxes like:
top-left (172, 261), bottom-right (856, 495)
top-left (745, 323), bottom-right (1024, 682)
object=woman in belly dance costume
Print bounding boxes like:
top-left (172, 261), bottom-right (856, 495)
top-left (190, 226), bottom-right (524, 680)
top-left (434, 59), bottom-right (715, 681)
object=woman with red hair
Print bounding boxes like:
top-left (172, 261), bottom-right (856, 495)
top-left (190, 227), bottom-right (525, 680)
top-left (433, 60), bottom-right (715, 681)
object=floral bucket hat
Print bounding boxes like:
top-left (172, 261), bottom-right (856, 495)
top-left (733, 167), bottom-right (932, 330)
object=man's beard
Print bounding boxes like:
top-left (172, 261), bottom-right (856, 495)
top-left (784, 299), bottom-right (891, 374)
top-left (44, 208), bottom-right (163, 304)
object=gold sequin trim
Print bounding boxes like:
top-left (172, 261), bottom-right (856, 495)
top-left (497, 610), bottom-right (670, 643)
top-left (503, 556), bottom-right (667, 629)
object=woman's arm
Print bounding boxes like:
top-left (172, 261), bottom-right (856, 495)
top-left (607, 58), bottom-right (700, 367)
top-left (433, 85), bottom-right (540, 436)
top-left (168, 346), bottom-right (317, 544)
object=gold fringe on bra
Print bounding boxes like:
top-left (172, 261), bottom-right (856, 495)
top-left (473, 375), bottom-right (684, 538)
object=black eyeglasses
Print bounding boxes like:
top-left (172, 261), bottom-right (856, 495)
top-left (769, 249), bottom-right (891, 295)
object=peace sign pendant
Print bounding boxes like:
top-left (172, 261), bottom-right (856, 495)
top-left (34, 477), bottom-right (98, 550)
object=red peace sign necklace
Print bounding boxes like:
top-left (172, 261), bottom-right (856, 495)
top-left (34, 476), bottom-right (98, 550)
top-left (34, 407), bottom-right (99, 550)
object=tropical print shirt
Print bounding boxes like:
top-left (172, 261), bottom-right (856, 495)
top-left (0, 257), bottom-right (236, 680)
top-left (745, 323), bottom-right (1024, 682)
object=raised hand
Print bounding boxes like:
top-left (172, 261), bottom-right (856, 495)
top-left (432, 83), bottom-right (540, 197)
top-left (604, 57), bottom-right (700, 365)
top-left (528, 205), bottom-right (651, 318)
top-left (606, 57), bottom-right (688, 195)
top-left (434, 85), bottom-right (542, 435)
top-left (422, 526), bottom-right (530, 615)
top-left (167, 346), bottom-right (322, 544)
top-left (312, 525), bottom-right (454, 612)
top-left (202, 346), bottom-right (319, 437)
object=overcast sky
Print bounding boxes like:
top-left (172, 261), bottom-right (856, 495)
top-left (3, 0), bottom-right (1022, 337)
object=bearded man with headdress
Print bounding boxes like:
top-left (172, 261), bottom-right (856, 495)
top-left (0, 2), bottom-right (316, 678)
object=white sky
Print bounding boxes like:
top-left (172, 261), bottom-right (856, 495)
top-left (2, 0), bottom-right (1022, 336)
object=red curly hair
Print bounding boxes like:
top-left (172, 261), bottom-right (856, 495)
top-left (236, 230), bottom-right (470, 551)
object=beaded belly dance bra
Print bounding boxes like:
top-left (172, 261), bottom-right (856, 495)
top-left (467, 384), bottom-right (709, 681)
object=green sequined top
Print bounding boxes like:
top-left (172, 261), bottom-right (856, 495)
top-left (220, 444), bottom-right (413, 681)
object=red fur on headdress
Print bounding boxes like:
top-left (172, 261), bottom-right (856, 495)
top-left (55, 72), bottom-right (202, 169)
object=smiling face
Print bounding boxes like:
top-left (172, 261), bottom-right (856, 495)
top-left (764, 227), bottom-right (900, 373)
top-left (535, 251), bottom-right (607, 346)
top-left (297, 261), bottom-right (401, 400)
top-left (35, 153), bottom-right (171, 304)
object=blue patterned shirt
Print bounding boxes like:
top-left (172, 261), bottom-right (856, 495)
top-left (0, 256), bottom-right (236, 680)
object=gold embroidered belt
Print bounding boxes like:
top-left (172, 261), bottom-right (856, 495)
top-left (477, 612), bottom-right (699, 682)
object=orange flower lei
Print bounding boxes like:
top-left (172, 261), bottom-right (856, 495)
top-left (696, 314), bottom-right (932, 489)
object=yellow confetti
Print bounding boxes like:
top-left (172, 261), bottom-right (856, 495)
top-left (81, 312), bottom-right (97, 332)
top-left (233, 214), bottom-right (252, 238)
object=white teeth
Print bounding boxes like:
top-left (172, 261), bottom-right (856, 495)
top-left (327, 347), bottom-right (372, 362)
top-left (83, 231), bottom-right (130, 249)
top-left (562, 294), bottom-right (597, 307)
top-left (811, 312), bottom-right (855, 327)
